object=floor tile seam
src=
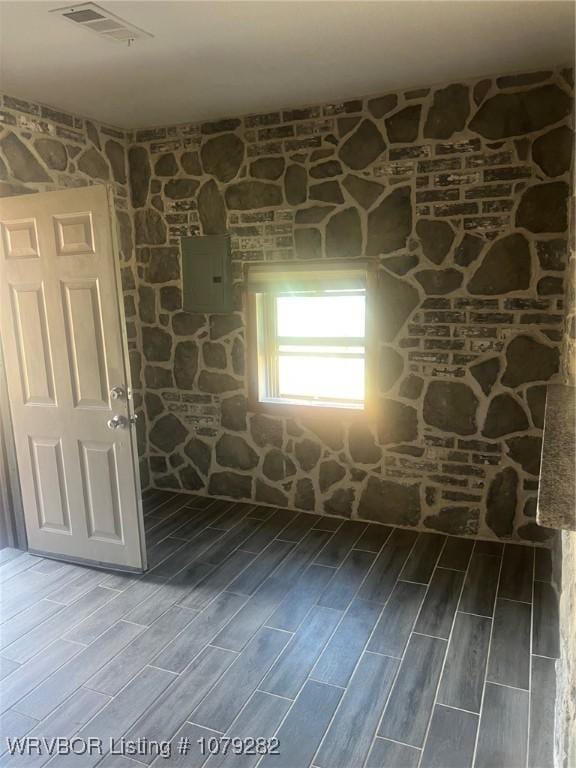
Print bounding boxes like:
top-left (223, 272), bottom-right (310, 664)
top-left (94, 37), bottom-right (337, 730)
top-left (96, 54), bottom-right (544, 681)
top-left (309, 530), bottom-right (424, 768)
top-left (469, 541), bottom-right (505, 768)
top-left (412, 538), bottom-right (479, 768)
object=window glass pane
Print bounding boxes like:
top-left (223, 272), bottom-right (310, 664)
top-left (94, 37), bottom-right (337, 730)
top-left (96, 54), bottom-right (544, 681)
top-left (276, 294), bottom-right (365, 338)
top-left (278, 355), bottom-right (365, 402)
top-left (279, 344), bottom-right (364, 355)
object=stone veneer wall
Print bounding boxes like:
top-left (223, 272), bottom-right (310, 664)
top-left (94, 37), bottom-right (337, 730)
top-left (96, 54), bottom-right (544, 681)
top-left (0, 96), bottom-right (149, 480)
top-left (0, 68), bottom-right (573, 542)
top-left (129, 67), bottom-right (573, 543)
top-left (555, 145), bottom-right (576, 765)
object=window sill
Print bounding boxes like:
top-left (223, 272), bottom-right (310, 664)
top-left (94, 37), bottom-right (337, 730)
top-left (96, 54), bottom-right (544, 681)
top-left (248, 396), bottom-right (374, 420)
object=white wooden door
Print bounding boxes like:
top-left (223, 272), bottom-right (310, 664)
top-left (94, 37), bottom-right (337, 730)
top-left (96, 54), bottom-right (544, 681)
top-left (0, 185), bottom-right (146, 570)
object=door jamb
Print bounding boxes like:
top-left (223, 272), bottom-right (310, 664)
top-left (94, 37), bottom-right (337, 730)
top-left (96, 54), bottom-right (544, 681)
top-left (0, 337), bottom-right (27, 550)
top-left (104, 184), bottom-right (148, 571)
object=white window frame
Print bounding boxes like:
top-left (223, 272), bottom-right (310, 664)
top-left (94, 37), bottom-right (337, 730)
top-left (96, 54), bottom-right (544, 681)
top-left (246, 261), bottom-right (375, 415)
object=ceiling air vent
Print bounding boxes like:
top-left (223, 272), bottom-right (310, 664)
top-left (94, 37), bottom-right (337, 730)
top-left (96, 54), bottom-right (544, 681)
top-left (50, 3), bottom-right (153, 44)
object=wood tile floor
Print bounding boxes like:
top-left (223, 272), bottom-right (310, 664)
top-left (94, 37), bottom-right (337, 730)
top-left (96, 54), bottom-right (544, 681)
top-left (0, 491), bottom-right (559, 768)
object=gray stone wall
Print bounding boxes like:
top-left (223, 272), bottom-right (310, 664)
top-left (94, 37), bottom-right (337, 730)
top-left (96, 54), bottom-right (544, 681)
top-left (561, 207), bottom-right (576, 388)
top-left (0, 96), bottom-right (149, 483)
top-left (0, 68), bottom-right (573, 542)
top-left (128, 67), bottom-right (573, 543)
top-left (555, 134), bottom-right (576, 767)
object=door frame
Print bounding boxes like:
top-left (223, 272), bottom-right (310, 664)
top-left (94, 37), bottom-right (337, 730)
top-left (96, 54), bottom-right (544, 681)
top-left (0, 337), bottom-right (27, 550)
top-left (0, 184), bottom-right (147, 571)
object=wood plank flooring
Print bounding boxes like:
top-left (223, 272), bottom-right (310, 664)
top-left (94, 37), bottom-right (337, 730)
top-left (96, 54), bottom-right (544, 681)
top-left (0, 491), bottom-right (558, 768)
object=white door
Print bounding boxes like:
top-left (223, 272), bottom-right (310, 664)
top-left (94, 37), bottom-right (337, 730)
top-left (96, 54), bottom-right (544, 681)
top-left (0, 185), bottom-right (146, 571)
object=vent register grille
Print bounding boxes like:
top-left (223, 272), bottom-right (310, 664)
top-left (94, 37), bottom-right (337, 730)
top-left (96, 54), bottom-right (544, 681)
top-left (50, 3), bottom-right (152, 43)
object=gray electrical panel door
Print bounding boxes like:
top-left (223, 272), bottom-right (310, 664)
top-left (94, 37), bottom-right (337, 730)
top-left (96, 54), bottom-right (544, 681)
top-left (181, 234), bottom-right (233, 313)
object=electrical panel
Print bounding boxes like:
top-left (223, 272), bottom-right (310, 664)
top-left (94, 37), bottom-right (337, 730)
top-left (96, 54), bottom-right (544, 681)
top-left (181, 234), bottom-right (233, 314)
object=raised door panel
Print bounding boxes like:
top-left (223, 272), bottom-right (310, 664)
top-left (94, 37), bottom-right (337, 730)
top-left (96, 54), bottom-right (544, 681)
top-left (29, 437), bottom-right (71, 533)
top-left (1, 219), bottom-right (40, 259)
top-left (79, 441), bottom-right (123, 542)
top-left (53, 213), bottom-right (95, 256)
top-left (9, 284), bottom-right (55, 405)
top-left (61, 279), bottom-right (109, 409)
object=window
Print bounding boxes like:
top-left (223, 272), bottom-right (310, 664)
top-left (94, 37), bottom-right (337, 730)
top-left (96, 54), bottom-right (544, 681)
top-left (246, 262), bottom-right (371, 411)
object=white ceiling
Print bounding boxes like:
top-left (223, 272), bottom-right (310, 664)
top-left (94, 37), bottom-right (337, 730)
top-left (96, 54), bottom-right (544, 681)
top-left (0, 1), bottom-right (574, 130)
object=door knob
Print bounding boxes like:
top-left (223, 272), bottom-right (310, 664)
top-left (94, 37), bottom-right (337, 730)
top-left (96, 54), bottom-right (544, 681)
top-left (110, 386), bottom-right (126, 400)
top-left (107, 414), bottom-right (128, 430)
top-left (107, 414), bottom-right (139, 430)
